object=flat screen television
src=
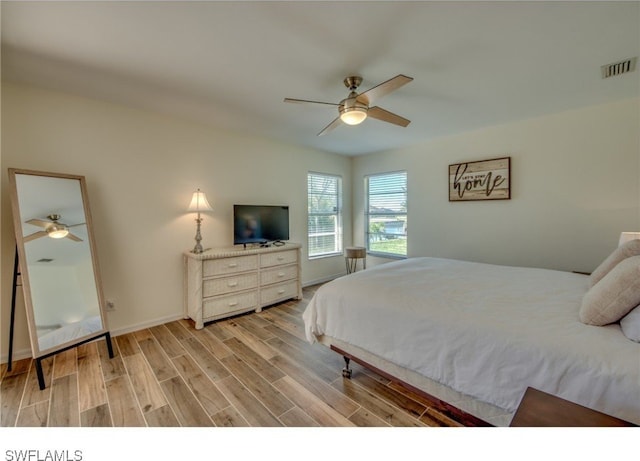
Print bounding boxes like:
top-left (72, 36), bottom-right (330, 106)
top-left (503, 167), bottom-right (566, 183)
top-left (233, 205), bottom-right (290, 245)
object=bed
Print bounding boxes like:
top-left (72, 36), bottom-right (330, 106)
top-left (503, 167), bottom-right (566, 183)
top-left (302, 256), bottom-right (640, 426)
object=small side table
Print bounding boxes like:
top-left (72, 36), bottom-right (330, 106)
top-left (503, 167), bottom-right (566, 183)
top-left (345, 246), bottom-right (366, 274)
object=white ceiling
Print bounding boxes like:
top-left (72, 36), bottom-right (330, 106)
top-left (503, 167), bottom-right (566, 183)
top-left (2, 1), bottom-right (639, 156)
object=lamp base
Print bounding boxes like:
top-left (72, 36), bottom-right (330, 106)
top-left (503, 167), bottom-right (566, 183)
top-left (192, 215), bottom-right (205, 254)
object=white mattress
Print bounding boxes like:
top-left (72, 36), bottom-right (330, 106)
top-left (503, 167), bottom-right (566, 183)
top-left (303, 257), bottom-right (640, 425)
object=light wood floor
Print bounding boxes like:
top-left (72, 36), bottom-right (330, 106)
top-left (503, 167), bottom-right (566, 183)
top-left (0, 285), bottom-right (462, 428)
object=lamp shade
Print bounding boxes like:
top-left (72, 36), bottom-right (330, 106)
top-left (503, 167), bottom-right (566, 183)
top-left (619, 232), bottom-right (640, 247)
top-left (187, 189), bottom-right (213, 212)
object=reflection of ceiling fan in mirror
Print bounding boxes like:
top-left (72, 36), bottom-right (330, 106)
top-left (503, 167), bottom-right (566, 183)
top-left (284, 74), bottom-right (413, 136)
top-left (24, 214), bottom-right (84, 242)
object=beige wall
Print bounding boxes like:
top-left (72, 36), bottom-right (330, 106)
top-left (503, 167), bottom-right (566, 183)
top-left (1, 82), bottom-right (351, 359)
top-left (353, 97), bottom-right (640, 273)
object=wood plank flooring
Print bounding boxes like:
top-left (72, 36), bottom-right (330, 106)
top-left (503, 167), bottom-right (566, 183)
top-left (0, 285), bottom-right (462, 428)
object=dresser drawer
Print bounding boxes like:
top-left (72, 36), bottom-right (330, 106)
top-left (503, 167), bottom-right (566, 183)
top-left (203, 290), bottom-right (258, 319)
top-left (260, 250), bottom-right (297, 268)
top-left (261, 281), bottom-right (298, 305)
top-left (203, 272), bottom-right (258, 297)
top-left (261, 264), bottom-right (297, 286)
top-left (203, 255), bottom-right (258, 277)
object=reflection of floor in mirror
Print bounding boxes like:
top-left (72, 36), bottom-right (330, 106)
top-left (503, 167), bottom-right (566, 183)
top-left (0, 284), bottom-right (462, 428)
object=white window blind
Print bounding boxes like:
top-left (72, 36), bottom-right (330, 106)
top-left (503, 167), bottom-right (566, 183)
top-left (308, 173), bottom-right (342, 258)
top-left (366, 171), bottom-right (407, 257)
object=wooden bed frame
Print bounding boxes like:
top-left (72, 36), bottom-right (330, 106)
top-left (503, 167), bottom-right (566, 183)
top-left (317, 335), bottom-right (516, 427)
top-left (332, 344), bottom-right (492, 427)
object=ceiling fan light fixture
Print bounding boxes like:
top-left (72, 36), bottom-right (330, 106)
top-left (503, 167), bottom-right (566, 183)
top-left (340, 107), bottom-right (368, 125)
top-left (47, 224), bottom-right (69, 239)
top-left (339, 94), bottom-right (368, 125)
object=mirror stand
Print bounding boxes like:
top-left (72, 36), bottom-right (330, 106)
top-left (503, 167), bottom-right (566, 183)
top-left (8, 245), bottom-right (114, 389)
top-left (7, 246), bottom-right (20, 373)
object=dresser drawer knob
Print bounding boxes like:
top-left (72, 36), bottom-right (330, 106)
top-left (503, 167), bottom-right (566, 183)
top-left (277, 272), bottom-right (285, 277)
top-left (278, 289), bottom-right (285, 294)
top-left (228, 301), bottom-right (238, 307)
top-left (228, 263), bottom-right (238, 268)
top-left (277, 256), bottom-right (284, 261)
top-left (228, 281), bottom-right (238, 287)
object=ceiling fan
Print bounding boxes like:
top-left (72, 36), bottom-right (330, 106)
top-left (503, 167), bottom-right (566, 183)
top-left (284, 74), bottom-right (413, 136)
top-left (24, 214), bottom-right (84, 242)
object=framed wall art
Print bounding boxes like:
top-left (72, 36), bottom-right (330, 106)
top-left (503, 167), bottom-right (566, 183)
top-left (449, 156), bottom-right (511, 202)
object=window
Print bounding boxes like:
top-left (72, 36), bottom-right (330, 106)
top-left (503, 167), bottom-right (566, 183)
top-left (308, 172), bottom-right (342, 258)
top-left (366, 171), bottom-right (407, 257)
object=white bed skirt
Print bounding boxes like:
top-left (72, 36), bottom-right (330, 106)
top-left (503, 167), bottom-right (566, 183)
top-left (317, 334), bottom-right (515, 426)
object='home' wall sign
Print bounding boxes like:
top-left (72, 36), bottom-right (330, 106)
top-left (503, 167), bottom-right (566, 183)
top-left (449, 157), bottom-right (511, 202)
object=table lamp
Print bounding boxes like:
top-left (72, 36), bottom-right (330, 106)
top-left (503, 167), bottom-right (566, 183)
top-left (187, 189), bottom-right (213, 254)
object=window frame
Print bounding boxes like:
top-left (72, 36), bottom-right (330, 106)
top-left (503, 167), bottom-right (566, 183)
top-left (307, 172), bottom-right (343, 259)
top-left (365, 170), bottom-right (408, 259)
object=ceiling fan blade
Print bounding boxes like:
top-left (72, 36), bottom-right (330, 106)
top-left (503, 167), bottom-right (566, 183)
top-left (317, 116), bottom-right (342, 136)
top-left (284, 98), bottom-right (339, 107)
top-left (356, 74), bottom-right (413, 106)
top-left (26, 218), bottom-right (52, 228)
top-left (67, 222), bottom-right (86, 228)
top-left (66, 233), bottom-right (83, 242)
top-left (24, 231), bottom-right (48, 242)
top-left (367, 106), bottom-right (411, 127)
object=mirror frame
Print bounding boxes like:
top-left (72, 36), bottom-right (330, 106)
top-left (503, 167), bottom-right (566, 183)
top-left (7, 168), bottom-right (111, 368)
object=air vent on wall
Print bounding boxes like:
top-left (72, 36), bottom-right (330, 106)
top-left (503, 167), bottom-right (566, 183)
top-left (601, 57), bottom-right (637, 79)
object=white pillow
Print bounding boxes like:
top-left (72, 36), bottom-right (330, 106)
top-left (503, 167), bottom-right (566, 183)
top-left (590, 239), bottom-right (640, 287)
top-left (620, 305), bottom-right (640, 342)
top-left (580, 255), bottom-right (640, 326)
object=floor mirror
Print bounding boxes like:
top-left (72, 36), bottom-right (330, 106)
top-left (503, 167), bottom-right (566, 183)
top-left (7, 168), bottom-right (113, 389)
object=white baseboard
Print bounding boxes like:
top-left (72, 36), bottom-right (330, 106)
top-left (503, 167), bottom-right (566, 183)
top-left (1, 313), bottom-right (185, 365)
top-left (302, 272), bottom-right (344, 287)
top-left (108, 313), bottom-right (186, 338)
top-left (1, 347), bottom-right (32, 364)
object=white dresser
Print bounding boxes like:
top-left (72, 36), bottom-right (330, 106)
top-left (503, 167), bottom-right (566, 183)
top-left (183, 243), bottom-right (302, 329)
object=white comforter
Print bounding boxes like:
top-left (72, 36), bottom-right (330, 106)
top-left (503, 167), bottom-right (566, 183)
top-left (303, 257), bottom-right (640, 424)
